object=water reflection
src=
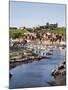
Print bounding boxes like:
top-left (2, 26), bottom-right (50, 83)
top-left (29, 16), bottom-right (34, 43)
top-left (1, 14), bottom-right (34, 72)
top-left (9, 48), bottom-right (65, 89)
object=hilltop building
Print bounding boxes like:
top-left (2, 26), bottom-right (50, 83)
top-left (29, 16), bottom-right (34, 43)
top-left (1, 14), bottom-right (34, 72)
top-left (35, 22), bottom-right (58, 30)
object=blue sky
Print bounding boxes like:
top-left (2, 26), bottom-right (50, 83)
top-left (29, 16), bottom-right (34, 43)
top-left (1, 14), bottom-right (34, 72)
top-left (9, 1), bottom-right (66, 28)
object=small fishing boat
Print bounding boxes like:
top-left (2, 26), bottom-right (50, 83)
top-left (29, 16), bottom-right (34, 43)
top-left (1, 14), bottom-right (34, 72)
top-left (9, 73), bottom-right (12, 79)
top-left (46, 52), bottom-right (53, 55)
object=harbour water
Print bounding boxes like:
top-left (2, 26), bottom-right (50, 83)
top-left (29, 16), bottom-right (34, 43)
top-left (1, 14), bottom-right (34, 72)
top-left (9, 47), bottom-right (65, 89)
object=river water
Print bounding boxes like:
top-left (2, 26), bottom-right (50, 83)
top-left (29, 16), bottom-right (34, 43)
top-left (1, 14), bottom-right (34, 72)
top-left (9, 47), bottom-right (65, 89)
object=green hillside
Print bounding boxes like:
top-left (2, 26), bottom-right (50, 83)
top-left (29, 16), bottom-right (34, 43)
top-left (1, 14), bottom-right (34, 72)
top-left (47, 28), bottom-right (66, 35)
top-left (9, 29), bottom-right (29, 39)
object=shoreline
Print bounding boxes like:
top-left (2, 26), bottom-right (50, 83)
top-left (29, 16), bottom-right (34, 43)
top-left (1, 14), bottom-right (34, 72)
top-left (9, 44), bottom-right (66, 70)
top-left (51, 60), bottom-right (66, 86)
top-left (10, 56), bottom-right (51, 70)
